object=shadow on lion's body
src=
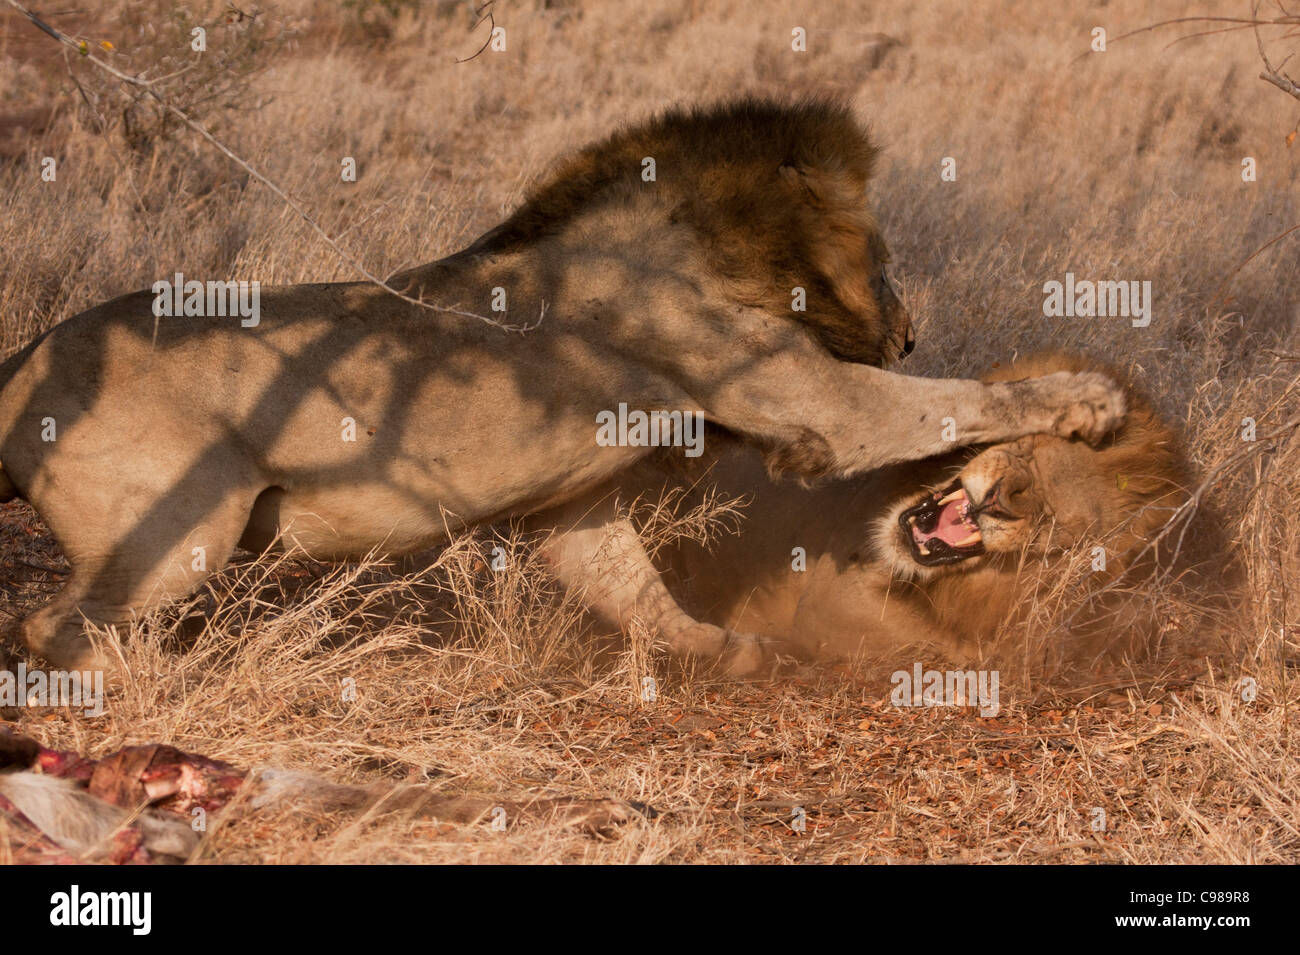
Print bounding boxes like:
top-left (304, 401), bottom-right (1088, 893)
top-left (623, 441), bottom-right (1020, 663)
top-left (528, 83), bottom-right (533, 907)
top-left (0, 98), bottom-right (1125, 675)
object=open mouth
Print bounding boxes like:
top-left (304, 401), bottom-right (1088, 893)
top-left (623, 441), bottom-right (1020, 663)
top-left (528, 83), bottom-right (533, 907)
top-left (898, 480), bottom-right (985, 566)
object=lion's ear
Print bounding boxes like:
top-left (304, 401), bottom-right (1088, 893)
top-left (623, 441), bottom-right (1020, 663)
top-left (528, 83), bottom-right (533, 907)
top-left (779, 162), bottom-right (822, 205)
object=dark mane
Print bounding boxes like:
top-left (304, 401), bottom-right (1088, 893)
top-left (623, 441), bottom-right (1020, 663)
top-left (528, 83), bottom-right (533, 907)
top-left (470, 97), bottom-right (893, 365)
top-left (475, 97), bottom-right (877, 249)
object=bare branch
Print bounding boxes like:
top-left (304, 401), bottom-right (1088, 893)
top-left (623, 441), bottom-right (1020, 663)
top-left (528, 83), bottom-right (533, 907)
top-left (1260, 67), bottom-right (1300, 98)
top-left (1099, 3), bottom-right (1300, 301)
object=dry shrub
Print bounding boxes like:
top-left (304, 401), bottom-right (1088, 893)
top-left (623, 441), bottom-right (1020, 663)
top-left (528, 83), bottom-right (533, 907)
top-left (57, 2), bottom-right (284, 151)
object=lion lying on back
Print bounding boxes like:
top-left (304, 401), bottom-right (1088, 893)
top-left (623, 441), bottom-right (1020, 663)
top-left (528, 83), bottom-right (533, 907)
top-left (558, 354), bottom-right (1188, 664)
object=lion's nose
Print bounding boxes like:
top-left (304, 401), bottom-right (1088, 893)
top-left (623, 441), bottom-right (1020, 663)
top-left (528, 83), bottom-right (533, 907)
top-left (968, 463), bottom-right (1031, 518)
top-left (982, 478), bottom-right (1014, 516)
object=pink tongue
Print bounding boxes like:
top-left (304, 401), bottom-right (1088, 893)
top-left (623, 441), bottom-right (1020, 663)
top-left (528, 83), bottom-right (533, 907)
top-left (922, 500), bottom-right (975, 546)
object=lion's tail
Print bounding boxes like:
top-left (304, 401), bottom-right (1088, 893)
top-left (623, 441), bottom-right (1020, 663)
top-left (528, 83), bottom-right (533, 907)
top-left (0, 337), bottom-right (39, 504)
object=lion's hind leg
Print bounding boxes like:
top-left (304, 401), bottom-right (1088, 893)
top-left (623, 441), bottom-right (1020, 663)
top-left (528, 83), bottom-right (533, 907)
top-left (534, 495), bottom-right (766, 677)
top-left (16, 484), bottom-right (261, 675)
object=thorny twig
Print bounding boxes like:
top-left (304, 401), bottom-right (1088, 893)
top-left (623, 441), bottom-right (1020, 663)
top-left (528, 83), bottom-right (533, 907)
top-left (1253, 0), bottom-right (1300, 102)
top-left (455, 2), bottom-right (496, 64)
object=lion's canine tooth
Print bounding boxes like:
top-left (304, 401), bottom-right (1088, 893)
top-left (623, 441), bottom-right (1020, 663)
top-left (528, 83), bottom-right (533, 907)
top-left (953, 531), bottom-right (982, 548)
top-left (917, 542), bottom-right (930, 555)
top-left (938, 489), bottom-right (965, 507)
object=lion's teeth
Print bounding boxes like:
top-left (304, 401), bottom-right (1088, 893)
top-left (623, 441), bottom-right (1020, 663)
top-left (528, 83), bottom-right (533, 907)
top-left (937, 489), bottom-right (965, 506)
top-left (917, 542), bottom-right (930, 555)
top-left (953, 531), bottom-right (982, 548)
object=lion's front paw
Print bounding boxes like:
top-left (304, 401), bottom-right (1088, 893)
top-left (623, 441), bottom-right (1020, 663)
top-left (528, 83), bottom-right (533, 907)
top-left (1046, 371), bottom-right (1126, 445)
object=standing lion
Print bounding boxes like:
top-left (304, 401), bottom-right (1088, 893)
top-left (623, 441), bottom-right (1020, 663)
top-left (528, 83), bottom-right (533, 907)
top-left (0, 98), bottom-right (1123, 676)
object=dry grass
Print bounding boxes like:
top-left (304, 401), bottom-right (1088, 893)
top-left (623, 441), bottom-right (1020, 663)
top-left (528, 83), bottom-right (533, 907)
top-left (0, 0), bottom-right (1297, 863)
